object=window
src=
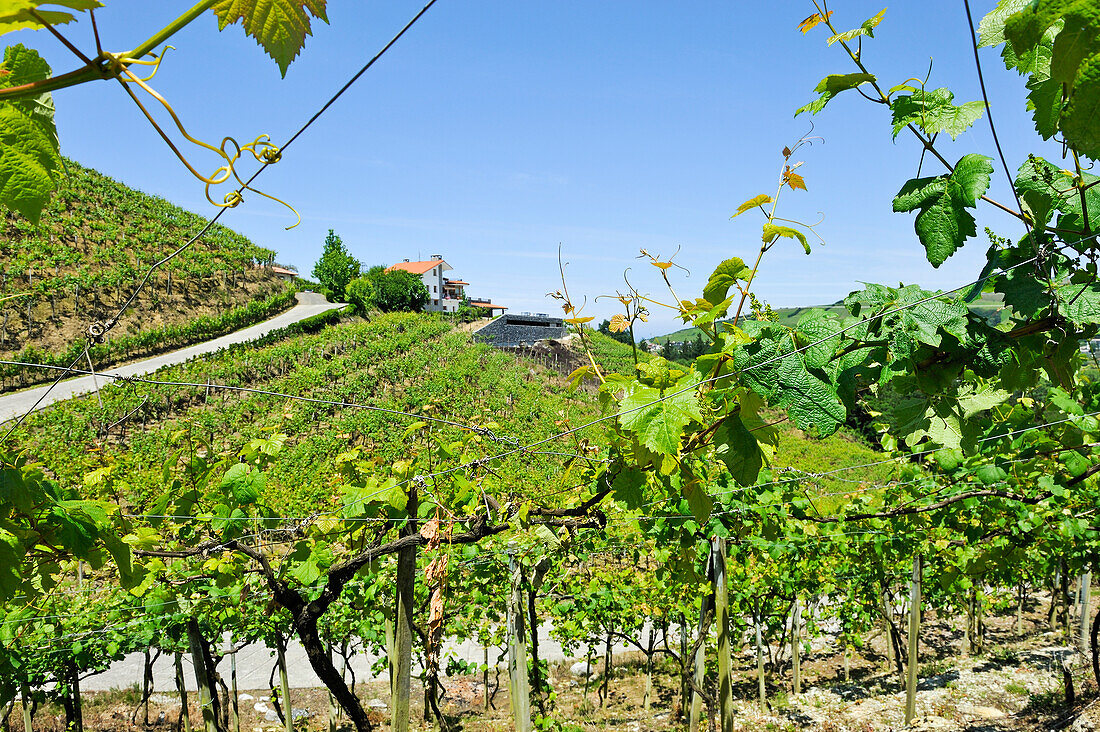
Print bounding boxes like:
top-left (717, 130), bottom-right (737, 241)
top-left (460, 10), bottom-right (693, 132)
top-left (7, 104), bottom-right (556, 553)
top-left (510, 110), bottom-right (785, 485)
top-left (433, 285), bottom-right (437, 293)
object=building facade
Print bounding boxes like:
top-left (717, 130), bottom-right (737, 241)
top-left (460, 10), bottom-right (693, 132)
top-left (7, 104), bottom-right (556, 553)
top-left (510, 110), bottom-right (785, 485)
top-left (385, 255), bottom-right (505, 314)
top-left (386, 255), bottom-right (457, 312)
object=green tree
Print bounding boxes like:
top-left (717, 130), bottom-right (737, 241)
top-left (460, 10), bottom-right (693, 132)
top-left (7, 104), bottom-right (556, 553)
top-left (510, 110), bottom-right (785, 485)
top-left (345, 276), bottom-right (375, 315)
top-left (366, 267), bottom-right (429, 312)
top-left (312, 230), bottom-right (360, 302)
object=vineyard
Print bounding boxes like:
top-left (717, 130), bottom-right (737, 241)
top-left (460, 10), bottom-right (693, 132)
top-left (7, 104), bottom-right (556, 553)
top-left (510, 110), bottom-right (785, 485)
top-left (3, 1), bottom-right (1100, 732)
top-left (0, 162), bottom-right (291, 391)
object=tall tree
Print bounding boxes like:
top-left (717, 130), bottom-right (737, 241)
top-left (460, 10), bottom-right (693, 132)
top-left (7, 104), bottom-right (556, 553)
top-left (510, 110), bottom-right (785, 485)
top-left (312, 230), bottom-right (360, 302)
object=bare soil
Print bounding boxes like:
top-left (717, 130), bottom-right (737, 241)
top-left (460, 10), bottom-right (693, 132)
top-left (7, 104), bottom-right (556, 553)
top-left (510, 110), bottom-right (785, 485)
top-left (0, 270), bottom-right (285, 357)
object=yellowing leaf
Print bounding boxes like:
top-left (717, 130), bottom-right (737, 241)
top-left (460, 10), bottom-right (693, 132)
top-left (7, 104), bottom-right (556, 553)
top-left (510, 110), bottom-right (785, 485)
top-left (652, 261), bottom-right (674, 270)
top-left (798, 10), bottom-right (832, 33)
top-left (785, 171), bottom-right (807, 191)
top-left (608, 313), bottom-right (630, 333)
top-left (564, 316), bottom-right (594, 324)
top-left (731, 193), bottom-right (772, 218)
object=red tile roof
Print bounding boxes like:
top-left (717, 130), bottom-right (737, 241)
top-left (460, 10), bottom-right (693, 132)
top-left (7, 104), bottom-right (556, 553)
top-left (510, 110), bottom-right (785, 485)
top-left (387, 260), bottom-right (449, 275)
top-left (469, 301), bottom-right (505, 310)
top-left (270, 266), bottom-right (298, 277)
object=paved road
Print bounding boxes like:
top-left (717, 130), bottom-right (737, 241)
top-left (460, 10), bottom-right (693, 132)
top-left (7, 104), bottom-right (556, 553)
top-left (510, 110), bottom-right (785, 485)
top-left (0, 291), bottom-right (345, 423)
top-left (82, 624), bottom-right (644, 692)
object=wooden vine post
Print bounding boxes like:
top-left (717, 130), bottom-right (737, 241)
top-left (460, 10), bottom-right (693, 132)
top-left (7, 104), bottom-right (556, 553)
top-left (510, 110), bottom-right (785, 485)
top-left (791, 596), bottom-right (802, 696)
top-left (506, 544), bottom-right (532, 732)
top-left (391, 482), bottom-right (417, 732)
top-left (905, 556), bottom-right (922, 724)
top-left (186, 620), bottom-right (218, 732)
top-left (1080, 570), bottom-right (1092, 655)
top-left (20, 684), bottom-right (32, 732)
top-left (276, 637), bottom-right (293, 732)
top-left (756, 611), bottom-right (766, 709)
top-left (226, 635), bottom-right (239, 732)
top-left (174, 652), bottom-right (192, 732)
top-left (713, 538), bottom-right (735, 732)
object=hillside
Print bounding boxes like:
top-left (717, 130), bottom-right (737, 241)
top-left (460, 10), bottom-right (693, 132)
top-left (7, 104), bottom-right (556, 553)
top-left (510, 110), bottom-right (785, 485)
top-left (3, 314), bottom-right (899, 514)
top-left (0, 161), bottom-right (294, 391)
top-left (649, 292), bottom-right (1008, 344)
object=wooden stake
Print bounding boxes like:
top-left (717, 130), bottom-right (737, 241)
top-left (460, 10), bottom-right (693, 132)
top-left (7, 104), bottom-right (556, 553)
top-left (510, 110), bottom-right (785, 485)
top-left (714, 538), bottom-right (735, 732)
top-left (276, 637), bottom-right (293, 732)
top-left (1081, 571), bottom-right (1092, 655)
top-left (507, 547), bottom-right (532, 732)
top-left (391, 483), bottom-right (417, 732)
top-left (187, 621), bottom-right (219, 732)
top-left (791, 596), bottom-right (802, 696)
top-left (756, 611), bottom-right (766, 709)
top-left (174, 652), bottom-right (192, 732)
top-left (20, 685), bottom-right (31, 732)
top-left (227, 635), bottom-right (239, 732)
top-left (905, 556), bottom-right (921, 724)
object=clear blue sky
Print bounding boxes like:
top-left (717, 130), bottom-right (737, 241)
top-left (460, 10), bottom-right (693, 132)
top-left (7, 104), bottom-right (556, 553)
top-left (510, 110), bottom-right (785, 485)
top-left (12, 1), bottom-right (1062, 337)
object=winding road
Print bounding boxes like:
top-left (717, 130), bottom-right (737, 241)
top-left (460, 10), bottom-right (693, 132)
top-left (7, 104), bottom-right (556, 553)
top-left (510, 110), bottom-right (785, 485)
top-left (0, 291), bottom-right (344, 424)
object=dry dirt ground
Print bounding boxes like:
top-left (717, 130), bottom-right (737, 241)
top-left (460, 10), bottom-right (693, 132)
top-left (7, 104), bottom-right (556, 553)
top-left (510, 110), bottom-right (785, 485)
top-left (12, 596), bottom-right (1100, 732)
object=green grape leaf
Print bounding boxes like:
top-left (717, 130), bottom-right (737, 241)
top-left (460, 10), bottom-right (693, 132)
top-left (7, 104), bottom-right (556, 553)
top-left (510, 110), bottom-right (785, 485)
top-left (794, 72), bottom-right (876, 116)
top-left (682, 478), bottom-right (713, 523)
top-left (0, 529), bottom-right (22, 599)
top-left (0, 1), bottom-right (100, 36)
top-left (794, 308), bottom-right (843, 369)
top-left (826, 9), bottom-right (886, 46)
top-left (0, 44), bottom-right (61, 221)
top-left (776, 353), bottom-right (845, 437)
top-left (976, 464), bottom-right (1008, 485)
top-left (211, 0), bottom-right (328, 77)
top-left (892, 154), bottom-right (993, 267)
top-left (619, 383), bottom-right (702, 456)
top-left (703, 257), bottom-right (751, 306)
top-left (731, 194), bottom-right (771, 218)
top-left (957, 382), bottom-right (1011, 418)
top-left (889, 88), bottom-right (986, 140)
top-left (978, 0), bottom-right (1032, 48)
top-left (289, 555), bottom-right (322, 586)
top-left (1061, 54), bottom-right (1100, 159)
top-left (1056, 280), bottom-right (1100, 326)
top-left (762, 222), bottom-right (810, 253)
top-left (219, 463), bottom-right (265, 505)
top-left (1029, 76), bottom-right (1065, 139)
top-left (713, 416), bottom-right (763, 486)
top-left (610, 465), bottom-right (646, 509)
top-left (1014, 157), bottom-right (1060, 226)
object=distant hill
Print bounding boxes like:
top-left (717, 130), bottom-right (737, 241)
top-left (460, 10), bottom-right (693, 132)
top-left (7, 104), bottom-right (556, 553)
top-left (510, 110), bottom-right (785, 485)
top-left (0, 161), bottom-right (294, 390)
top-left (649, 292), bottom-right (1009, 345)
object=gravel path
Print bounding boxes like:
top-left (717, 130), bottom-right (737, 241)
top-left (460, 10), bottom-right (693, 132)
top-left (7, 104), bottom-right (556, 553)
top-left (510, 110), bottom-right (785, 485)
top-left (0, 291), bottom-right (344, 424)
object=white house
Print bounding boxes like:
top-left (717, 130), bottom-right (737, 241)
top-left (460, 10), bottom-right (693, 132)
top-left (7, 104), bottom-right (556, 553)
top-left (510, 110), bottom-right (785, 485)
top-left (386, 255), bottom-right (505, 314)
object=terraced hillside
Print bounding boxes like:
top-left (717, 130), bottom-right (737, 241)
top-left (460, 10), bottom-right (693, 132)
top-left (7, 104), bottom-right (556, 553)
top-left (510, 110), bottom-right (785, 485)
top-left (2, 313), bottom-right (900, 516)
top-left (0, 161), bottom-right (294, 391)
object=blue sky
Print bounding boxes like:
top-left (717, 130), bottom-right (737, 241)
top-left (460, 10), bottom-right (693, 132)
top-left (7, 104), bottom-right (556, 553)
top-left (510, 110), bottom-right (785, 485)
top-left (12, 1), bottom-right (1064, 337)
